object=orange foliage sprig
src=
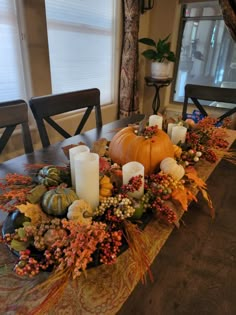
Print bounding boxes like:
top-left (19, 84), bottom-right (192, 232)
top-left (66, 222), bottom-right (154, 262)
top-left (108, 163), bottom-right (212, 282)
top-left (0, 173), bottom-right (34, 212)
top-left (123, 220), bottom-right (153, 284)
top-left (185, 167), bottom-right (215, 218)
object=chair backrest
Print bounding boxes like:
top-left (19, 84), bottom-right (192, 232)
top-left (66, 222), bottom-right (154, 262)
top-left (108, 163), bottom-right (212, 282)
top-left (29, 88), bottom-right (102, 148)
top-left (0, 100), bottom-right (33, 155)
top-left (182, 84), bottom-right (236, 122)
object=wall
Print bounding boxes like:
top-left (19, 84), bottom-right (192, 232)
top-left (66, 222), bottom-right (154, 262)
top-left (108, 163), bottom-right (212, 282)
top-left (139, 0), bottom-right (180, 116)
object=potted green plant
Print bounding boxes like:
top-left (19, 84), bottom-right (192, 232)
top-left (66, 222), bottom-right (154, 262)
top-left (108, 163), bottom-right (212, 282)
top-left (138, 34), bottom-right (176, 79)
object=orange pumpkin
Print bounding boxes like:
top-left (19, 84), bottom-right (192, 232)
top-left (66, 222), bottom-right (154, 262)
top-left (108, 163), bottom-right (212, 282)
top-left (109, 126), bottom-right (174, 175)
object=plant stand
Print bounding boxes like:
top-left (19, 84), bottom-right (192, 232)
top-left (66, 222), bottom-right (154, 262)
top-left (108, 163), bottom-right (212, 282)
top-left (145, 77), bottom-right (172, 114)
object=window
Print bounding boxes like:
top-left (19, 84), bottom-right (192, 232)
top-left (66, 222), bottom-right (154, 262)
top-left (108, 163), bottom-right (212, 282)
top-left (173, 1), bottom-right (236, 109)
top-left (45, 0), bottom-right (118, 105)
top-left (0, 0), bottom-right (26, 102)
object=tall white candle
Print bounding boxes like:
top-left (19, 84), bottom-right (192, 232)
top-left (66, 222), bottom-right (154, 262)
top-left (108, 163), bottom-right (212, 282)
top-left (74, 152), bottom-right (100, 210)
top-left (171, 125), bottom-right (187, 144)
top-left (167, 123), bottom-right (177, 137)
top-left (69, 145), bottom-right (90, 188)
top-left (122, 161), bottom-right (144, 199)
top-left (149, 115), bottom-right (163, 129)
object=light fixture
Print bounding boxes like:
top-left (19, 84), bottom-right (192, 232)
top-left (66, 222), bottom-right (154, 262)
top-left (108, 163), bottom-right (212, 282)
top-left (140, 0), bottom-right (155, 14)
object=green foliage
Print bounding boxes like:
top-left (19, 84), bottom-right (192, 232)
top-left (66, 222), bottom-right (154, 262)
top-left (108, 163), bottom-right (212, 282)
top-left (138, 35), bottom-right (176, 63)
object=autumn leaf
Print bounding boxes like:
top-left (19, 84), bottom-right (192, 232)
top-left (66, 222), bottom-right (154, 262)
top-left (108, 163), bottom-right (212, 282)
top-left (91, 138), bottom-right (109, 156)
top-left (62, 142), bottom-right (86, 160)
top-left (172, 188), bottom-right (188, 211)
top-left (186, 189), bottom-right (198, 203)
top-left (199, 188), bottom-right (215, 218)
top-left (185, 167), bottom-right (215, 218)
top-left (185, 167), bottom-right (207, 189)
top-left (18, 202), bottom-right (50, 225)
top-left (172, 187), bottom-right (197, 211)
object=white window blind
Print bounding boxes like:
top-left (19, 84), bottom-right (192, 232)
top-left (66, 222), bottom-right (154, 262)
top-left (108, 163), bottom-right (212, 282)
top-left (0, 0), bottom-right (26, 102)
top-left (45, 0), bottom-right (116, 105)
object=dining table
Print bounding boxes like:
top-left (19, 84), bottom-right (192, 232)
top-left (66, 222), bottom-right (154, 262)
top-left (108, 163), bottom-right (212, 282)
top-left (0, 114), bottom-right (235, 315)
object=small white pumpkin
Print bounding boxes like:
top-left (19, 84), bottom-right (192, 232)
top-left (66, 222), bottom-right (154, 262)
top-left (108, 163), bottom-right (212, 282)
top-left (160, 157), bottom-right (176, 170)
top-left (160, 157), bottom-right (185, 181)
top-left (67, 200), bottom-right (93, 225)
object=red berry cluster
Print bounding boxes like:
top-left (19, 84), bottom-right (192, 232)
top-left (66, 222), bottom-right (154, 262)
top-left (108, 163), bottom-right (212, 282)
top-left (208, 137), bottom-right (229, 149)
top-left (186, 131), bottom-right (201, 150)
top-left (203, 149), bottom-right (217, 163)
top-left (143, 125), bottom-right (158, 138)
top-left (121, 175), bottom-right (143, 194)
top-left (147, 173), bottom-right (183, 201)
top-left (14, 250), bottom-right (42, 277)
top-left (105, 209), bottom-right (123, 224)
top-left (152, 198), bottom-right (177, 224)
top-left (100, 230), bottom-right (123, 265)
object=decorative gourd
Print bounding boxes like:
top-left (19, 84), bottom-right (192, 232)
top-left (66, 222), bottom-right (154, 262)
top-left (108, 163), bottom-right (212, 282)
top-left (67, 200), bottom-right (93, 225)
top-left (41, 187), bottom-right (79, 216)
top-left (26, 184), bottom-right (47, 204)
top-left (99, 175), bottom-right (113, 199)
top-left (185, 118), bottom-right (195, 127)
top-left (160, 157), bottom-right (185, 181)
top-left (108, 126), bottom-right (174, 175)
top-left (173, 145), bottom-right (182, 159)
top-left (37, 165), bottom-right (62, 187)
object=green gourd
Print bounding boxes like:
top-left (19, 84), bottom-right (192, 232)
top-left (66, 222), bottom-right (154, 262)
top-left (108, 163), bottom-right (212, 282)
top-left (42, 187), bottom-right (79, 216)
top-left (37, 165), bottom-right (62, 187)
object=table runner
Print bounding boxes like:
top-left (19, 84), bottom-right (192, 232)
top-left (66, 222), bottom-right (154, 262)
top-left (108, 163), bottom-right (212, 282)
top-left (0, 130), bottom-right (235, 315)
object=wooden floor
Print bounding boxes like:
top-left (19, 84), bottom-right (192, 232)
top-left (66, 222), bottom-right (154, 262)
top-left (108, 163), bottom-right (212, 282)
top-left (118, 143), bottom-right (236, 315)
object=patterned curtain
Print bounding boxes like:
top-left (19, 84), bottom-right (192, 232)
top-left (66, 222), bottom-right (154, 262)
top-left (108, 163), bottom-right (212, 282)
top-left (219, 0), bottom-right (236, 41)
top-left (119, 0), bottom-right (140, 118)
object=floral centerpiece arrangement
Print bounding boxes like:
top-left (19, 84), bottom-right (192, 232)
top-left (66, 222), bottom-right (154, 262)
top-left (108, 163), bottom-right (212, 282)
top-left (0, 115), bottom-right (234, 305)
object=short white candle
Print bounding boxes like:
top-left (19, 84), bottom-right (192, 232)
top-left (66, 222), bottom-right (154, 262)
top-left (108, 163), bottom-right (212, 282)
top-left (167, 123), bottom-right (177, 137)
top-left (69, 145), bottom-right (90, 187)
top-left (149, 115), bottom-right (163, 129)
top-left (75, 152), bottom-right (100, 211)
top-left (171, 125), bottom-right (187, 144)
top-left (122, 161), bottom-right (144, 199)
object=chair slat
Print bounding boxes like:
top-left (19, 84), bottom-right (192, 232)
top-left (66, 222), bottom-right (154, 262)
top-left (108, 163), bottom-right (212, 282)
top-left (0, 126), bottom-right (16, 154)
top-left (29, 88), bottom-right (102, 148)
top-left (182, 84), bottom-right (236, 122)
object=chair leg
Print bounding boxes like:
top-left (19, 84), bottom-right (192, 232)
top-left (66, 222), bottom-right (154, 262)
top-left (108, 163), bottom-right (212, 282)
top-left (182, 96), bottom-right (188, 120)
top-left (21, 123), bottom-right (34, 154)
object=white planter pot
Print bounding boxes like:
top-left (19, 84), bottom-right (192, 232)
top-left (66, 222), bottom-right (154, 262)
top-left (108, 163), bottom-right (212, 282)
top-left (151, 62), bottom-right (170, 79)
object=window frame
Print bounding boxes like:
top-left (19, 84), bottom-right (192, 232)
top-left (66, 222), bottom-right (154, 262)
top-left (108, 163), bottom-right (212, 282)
top-left (170, 1), bottom-right (233, 106)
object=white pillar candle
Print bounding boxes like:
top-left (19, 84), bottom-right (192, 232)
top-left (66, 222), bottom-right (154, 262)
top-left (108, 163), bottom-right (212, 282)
top-left (171, 125), bottom-right (187, 144)
top-left (69, 145), bottom-right (90, 188)
top-left (75, 152), bottom-right (100, 211)
top-left (167, 123), bottom-right (177, 137)
top-left (149, 115), bottom-right (163, 129)
top-left (122, 161), bottom-right (144, 199)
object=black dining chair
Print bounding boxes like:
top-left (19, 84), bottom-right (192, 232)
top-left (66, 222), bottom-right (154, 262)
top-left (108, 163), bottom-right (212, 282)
top-left (29, 88), bottom-right (103, 148)
top-left (0, 100), bottom-right (34, 155)
top-left (182, 84), bottom-right (236, 123)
